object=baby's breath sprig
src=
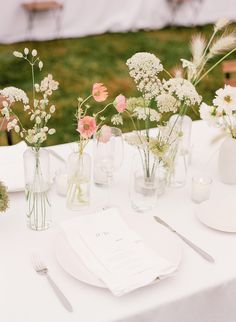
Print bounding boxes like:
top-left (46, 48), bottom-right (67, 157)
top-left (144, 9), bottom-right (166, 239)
top-left (0, 48), bottom-right (59, 149)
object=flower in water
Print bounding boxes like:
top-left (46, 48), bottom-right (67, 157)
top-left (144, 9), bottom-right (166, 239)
top-left (98, 125), bottom-right (112, 143)
top-left (77, 116), bottom-right (97, 138)
top-left (92, 83), bottom-right (108, 102)
top-left (114, 94), bottom-right (126, 113)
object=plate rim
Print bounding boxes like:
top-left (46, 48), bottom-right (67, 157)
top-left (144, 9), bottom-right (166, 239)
top-left (55, 216), bottom-right (183, 288)
top-left (195, 204), bottom-right (236, 233)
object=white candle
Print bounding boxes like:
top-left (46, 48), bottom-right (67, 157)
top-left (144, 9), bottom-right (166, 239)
top-left (55, 170), bottom-right (68, 196)
top-left (191, 176), bottom-right (212, 203)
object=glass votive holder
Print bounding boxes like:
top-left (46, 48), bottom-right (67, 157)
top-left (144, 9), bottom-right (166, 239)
top-left (191, 175), bottom-right (212, 203)
top-left (55, 168), bottom-right (68, 196)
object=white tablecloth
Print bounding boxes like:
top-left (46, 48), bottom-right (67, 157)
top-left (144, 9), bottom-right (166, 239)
top-left (1, 120), bottom-right (236, 322)
top-left (1, 0), bottom-right (236, 44)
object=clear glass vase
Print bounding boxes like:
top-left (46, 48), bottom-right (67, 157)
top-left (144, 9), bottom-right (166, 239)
top-left (66, 152), bottom-right (91, 210)
top-left (166, 114), bottom-right (191, 188)
top-left (166, 143), bottom-right (188, 188)
top-left (129, 153), bottom-right (166, 212)
top-left (23, 147), bottom-right (51, 231)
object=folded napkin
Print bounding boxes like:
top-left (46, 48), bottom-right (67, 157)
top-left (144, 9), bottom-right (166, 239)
top-left (60, 208), bottom-right (177, 296)
top-left (0, 141), bottom-right (27, 192)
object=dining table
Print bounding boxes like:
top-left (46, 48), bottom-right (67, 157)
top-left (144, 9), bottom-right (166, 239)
top-left (1, 119), bottom-right (236, 322)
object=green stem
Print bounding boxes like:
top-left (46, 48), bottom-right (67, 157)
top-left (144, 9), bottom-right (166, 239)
top-left (95, 102), bottom-right (113, 117)
top-left (194, 47), bottom-right (236, 86)
top-left (163, 68), bottom-right (173, 78)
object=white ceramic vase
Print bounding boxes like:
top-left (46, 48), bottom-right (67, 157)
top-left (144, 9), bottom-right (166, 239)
top-left (218, 137), bottom-right (236, 184)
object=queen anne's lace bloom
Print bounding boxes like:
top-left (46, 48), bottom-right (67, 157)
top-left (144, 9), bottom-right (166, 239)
top-left (134, 107), bottom-right (160, 122)
top-left (0, 87), bottom-right (29, 105)
top-left (162, 78), bottom-right (202, 106)
top-left (126, 52), bottom-right (163, 100)
top-left (156, 93), bottom-right (179, 113)
top-left (126, 97), bottom-right (149, 113)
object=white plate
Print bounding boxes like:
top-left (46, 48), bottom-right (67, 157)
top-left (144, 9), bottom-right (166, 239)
top-left (55, 214), bottom-right (182, 288)
top-left (195, 196), bottom-right (236, 233)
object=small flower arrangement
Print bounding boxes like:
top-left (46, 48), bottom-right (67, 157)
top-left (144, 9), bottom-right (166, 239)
top-left (75, 82), bottom-right (126, 154)
top-left (113, 18), bottom-right (236, 183)
top-left (0, 181), bottom-right (9, 213)
top-left (66, 83), bottom-right (126, 210)
top-left (200, 85), bottom-right (236, 138)
top-left (0, 48), bottom-right (59, 230)
top-left (0, 48), bottom-right (59, 149)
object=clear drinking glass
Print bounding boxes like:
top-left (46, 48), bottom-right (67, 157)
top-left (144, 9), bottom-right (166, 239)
top-left (95, 127), bottom-right (124, 208)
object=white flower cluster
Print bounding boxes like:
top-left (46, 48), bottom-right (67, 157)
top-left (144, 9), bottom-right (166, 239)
top-left (126, 97), bottom-right (149, 113)
top-left (35, 74), bottom-right (59, 97)
top-left (0, 87), bottom-right (29, 105)
top-left (0, 49), bottom-right (58, 146)
top-left (156, 93), bottom-right (179, 113)
top-left (134, 107), bottom-right (160, 122)
top-left (162, 78), bottom-right (202, 107)
top-left (126, 52), bottom-right (163, 100)
top-left (25, 127), bottom-right (55, 145)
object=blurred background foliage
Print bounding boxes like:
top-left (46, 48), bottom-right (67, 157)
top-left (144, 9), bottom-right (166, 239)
top-left (1, 24), bottom-right (235, 146)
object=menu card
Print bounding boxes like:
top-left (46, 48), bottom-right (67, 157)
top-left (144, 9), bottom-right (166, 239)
top-left (60, 208), bottom-right (177, 296)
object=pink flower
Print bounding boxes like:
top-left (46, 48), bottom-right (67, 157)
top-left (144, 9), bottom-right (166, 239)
top-left (77, 116), bottom-right (97, 139)
top-left (114, 94), bottom-right (126, 113)
top-left (98, 125), bottom-right (112, 143)
top-left (92, 83), bottom-right (108, 102)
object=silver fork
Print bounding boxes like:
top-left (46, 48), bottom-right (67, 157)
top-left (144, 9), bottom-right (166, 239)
top-left (31, 253), bottom-right (73, 312)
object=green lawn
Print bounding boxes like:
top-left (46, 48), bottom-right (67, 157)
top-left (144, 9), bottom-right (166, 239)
top-left (0, 24), bottom-right (235, 146)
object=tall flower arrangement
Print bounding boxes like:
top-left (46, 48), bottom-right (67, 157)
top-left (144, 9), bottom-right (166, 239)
top-left (0, 48), bottom-right (59, 230)
top-left (111, 19), bottom-right (236, 186)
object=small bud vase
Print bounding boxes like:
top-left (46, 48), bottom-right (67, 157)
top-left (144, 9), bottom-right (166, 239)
top-left (66, 152), bottom-right (91, 210)
top-left (218, 136), bottom-right (236, 184)
top-left (23, 147), bottom-right (51, 231)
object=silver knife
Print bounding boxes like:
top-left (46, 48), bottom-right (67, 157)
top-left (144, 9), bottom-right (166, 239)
top-left (154, 216), bottom-right (215, 263)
